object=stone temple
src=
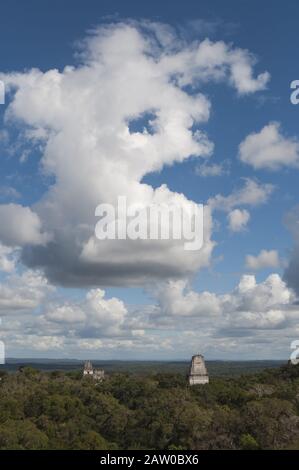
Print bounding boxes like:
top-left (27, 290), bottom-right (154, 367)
top-left (83, 360), bottom-right (105, 381)
top-left (188, 354), bottom-right (209, 385)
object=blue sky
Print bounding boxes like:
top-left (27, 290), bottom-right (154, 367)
top-left (0, 0), bottom-right (299, 360)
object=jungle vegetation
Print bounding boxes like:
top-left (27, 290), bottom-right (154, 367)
top-left (0, 362), bottom-right (299, 450)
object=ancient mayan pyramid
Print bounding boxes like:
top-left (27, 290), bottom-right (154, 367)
top-left (83, 360), bottom-right (105, 381)
top-left (188, 354), bottom-right (209, 385)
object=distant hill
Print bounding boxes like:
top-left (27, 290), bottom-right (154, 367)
top-left (0, 358), bottom-right (285, 377)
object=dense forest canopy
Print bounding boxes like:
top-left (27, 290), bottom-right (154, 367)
top-left (0, 363), bottom-right (299, 450)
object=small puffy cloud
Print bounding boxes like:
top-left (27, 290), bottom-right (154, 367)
top-left (239, 122), bottom-right (299, 170)
top-left (208, 179), bottom-right (272, 234)
top-left (228, 48), bottom-right (270, 94)
top-left (209, 178), bottom-right (274, 212)
top-left (227, 208), bottom-right (250, 232)
top-left (196, 161), bottom-right (229, 177)
top-left (0, 204), bottom-right (50, 247)
top-left (246, 249), bottom-right (280, 270)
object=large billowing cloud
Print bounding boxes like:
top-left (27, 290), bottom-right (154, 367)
top-left (0, 21), bottom-right (269, 288)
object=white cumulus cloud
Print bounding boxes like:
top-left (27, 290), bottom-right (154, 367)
top-left (0, 21), bottom-right (269, 287)
top-left (0, 204), bottom-right (50, 247)
top-left (239, 122), bottom-right (299, 170)
top-left (208, 178), bottom-right (274, 212)
top-left (0, 270), bottom-right (52, 312)
top-left (227, 208), bottom-right (250, 232)
top-left (245, 249), bottom-right (280, 270)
